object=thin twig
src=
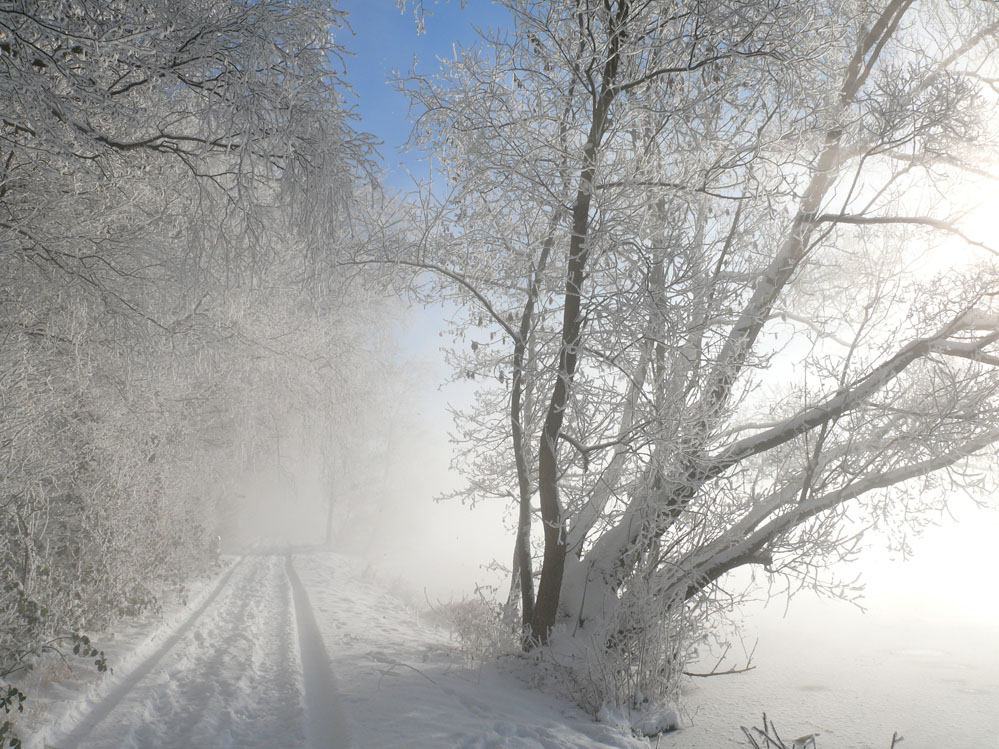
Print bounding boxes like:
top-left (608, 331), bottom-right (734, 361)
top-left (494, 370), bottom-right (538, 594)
top-left (375, 660), bottom-right (439, 688)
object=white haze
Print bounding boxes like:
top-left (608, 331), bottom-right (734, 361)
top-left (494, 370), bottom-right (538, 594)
top-left (222, 296), bottom-right (999, 624)
top-left (193, 294), bottom-right (999, 745)
top-left (215, 301), bottom-right (512, 601)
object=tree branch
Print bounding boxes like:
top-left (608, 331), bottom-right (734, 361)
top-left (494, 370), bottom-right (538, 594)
top-left (816, 213), bottom-right (996, 254)
top-left (340, 257), bottom-right (519, 342)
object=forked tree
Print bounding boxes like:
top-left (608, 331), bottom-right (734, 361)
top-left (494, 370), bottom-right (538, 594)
top-left (367, 0), bottom-right (999, 709)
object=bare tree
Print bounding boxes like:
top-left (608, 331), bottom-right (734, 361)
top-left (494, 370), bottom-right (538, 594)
top-left (372, 0), bottom-right (999, 712)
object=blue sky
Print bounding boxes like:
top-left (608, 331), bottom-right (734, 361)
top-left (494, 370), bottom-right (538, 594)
top-left (336, 1), bottom-right (513, 189)
top-left (333, 6), bottom-right (519, 601)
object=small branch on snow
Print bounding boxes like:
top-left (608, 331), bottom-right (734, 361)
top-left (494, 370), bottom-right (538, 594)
top-left (684, 663), bottom-right (756, 677)
top-left (683, 638), bottom-right (757, 678)
top-left (375, 660), bottom-right (439, 688)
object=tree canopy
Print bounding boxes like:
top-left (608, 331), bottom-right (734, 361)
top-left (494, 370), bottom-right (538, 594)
top-left (0, 0), bottom-right (385, 686)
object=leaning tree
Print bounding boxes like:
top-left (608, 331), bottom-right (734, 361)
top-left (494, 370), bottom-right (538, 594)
top-left (367, 0), bottom-right (999, 711)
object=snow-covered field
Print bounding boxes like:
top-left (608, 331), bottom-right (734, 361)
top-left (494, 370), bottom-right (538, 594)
top-left (662, 610), bottom-right (999, 748)
top-left (16, 551), bottom-right (998, 748)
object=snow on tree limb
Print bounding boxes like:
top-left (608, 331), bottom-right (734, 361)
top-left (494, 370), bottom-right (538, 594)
top-left (388, 0), bottom-right (999, 710)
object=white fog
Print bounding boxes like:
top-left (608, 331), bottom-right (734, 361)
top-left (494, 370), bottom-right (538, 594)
top-left (4, 1), bottom-right (999, 748)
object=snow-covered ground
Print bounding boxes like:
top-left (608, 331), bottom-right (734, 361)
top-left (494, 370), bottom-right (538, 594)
top-left (293, 552), bottom-right (648, 748)
top-left (18, 551), bottom-right (646, 748)
top-left (662, 603), bottom-right (999, 749)
top-left (17, 550), bottom-right (998, 748)
top-left (26, 556), bottom-right (318, 748)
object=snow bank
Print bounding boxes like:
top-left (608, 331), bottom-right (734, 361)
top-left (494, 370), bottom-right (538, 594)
top-left (292, 552), bottom-right (650, 748)
top-left (16, 559), bottom-right (238, 748)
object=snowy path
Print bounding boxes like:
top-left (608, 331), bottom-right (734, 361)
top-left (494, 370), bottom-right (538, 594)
top-left (47, 555), bottom-right (349, 749)
top-left (31, 552), bottom-right (647, 748)
top-left (285, 556), bottom-right (350, 748)
top-left (292, 553), bottom-right (649, 749)
top-left (27, 550), bottom-right (998, 747)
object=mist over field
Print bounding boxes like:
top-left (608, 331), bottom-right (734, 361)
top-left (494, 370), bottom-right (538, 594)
top-left (3, 1), bottom-right (999, 747)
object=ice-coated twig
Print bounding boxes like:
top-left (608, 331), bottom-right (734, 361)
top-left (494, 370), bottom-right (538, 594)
top-left (740, 712), bottom-right (905, 748)
top-left (375, 659), bottom-right (439, 688)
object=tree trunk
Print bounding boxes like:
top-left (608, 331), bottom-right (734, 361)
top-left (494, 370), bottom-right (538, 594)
top-left (529, 2), bottom-right (628, 643)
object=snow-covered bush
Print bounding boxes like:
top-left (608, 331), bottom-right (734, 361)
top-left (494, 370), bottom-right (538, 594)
top-left (0, 313), bottom-right (217, 678)
top-left (533, 575), bottom-right (693, 722)
top-left (426, 593), bottom-right (520, 663)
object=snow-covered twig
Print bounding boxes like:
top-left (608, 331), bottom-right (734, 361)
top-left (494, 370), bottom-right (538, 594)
top-left (375, 660), bottom-right (440, 688)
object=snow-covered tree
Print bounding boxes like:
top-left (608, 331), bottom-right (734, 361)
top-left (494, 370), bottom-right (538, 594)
top-left (371, 0), bottom-right (999, 711)
top-left (0, 0), bottom-right (379, 681)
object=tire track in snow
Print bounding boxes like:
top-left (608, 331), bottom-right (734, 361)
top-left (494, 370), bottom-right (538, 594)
top-left (50, 556), bottom-right (307, 748)
top-left (49, 557), bottom-right (248, 747)
top-left (286, 554), bottom-right (351, 749)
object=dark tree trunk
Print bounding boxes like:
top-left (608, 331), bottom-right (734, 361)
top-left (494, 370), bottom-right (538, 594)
top-left (528, 1), bottom-right (627, 644)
